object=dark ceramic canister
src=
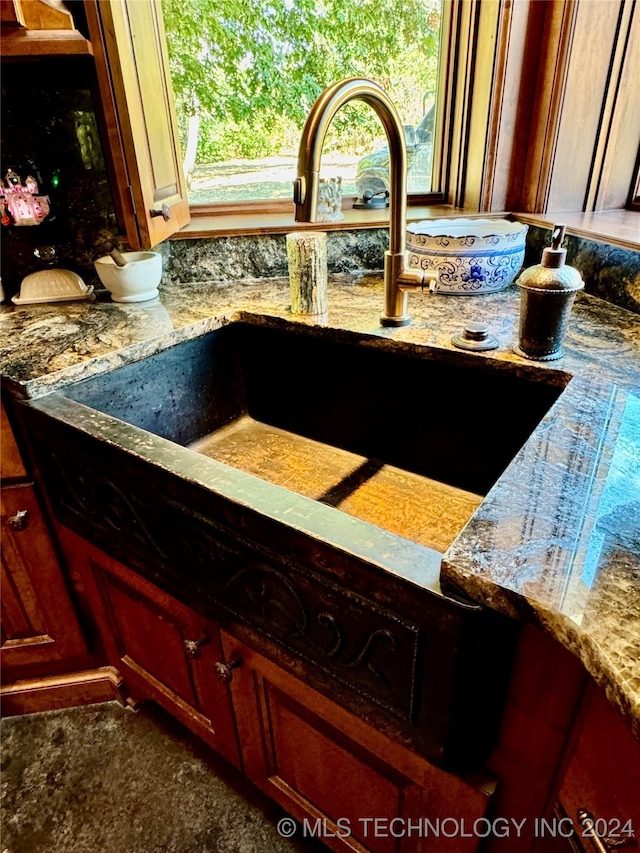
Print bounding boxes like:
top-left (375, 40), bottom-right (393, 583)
top-left (515, 224), bottom-right (584, 361)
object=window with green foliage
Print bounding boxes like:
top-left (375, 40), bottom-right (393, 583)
top-left (162, 0), bottom-right (442, 205)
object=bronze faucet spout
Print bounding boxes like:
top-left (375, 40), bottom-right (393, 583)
top-left (293, 77), bottom-right (435, 326)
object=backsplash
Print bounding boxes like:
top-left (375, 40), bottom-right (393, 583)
top-left (164, 225), bottom-right (640, 315)
top-left (162, 230), bottom-right (390, 282)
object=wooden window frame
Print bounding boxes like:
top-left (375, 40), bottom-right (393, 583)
top-left (180, 0), bottom-right (509, 236)
top-left (629, 158), bottom-right (640, 212)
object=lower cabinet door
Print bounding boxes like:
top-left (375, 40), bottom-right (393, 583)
top-left (67, 531), bottom-right (240, 769)
top-left (1, 484), bottom-right (87, 671)
top-left (556, 685), bottom-right (640, 853)
top-left (220, 630), bottom-right (493, 853)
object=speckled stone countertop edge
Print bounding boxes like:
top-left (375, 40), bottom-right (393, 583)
top-left (0, 311), bottom-right (235, 400)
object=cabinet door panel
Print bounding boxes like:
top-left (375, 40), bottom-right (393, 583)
top-left (221, 630), bottom-right (490, 853)
top-left (87, 0), bottom-right (190, 248)
top-left (99, 572), bottom-right (199, 707)
top-left (558, 686), bottom-right (640, 848)
top-left (266, 684), bottom-right (423, 853)
top-left (67, 532), bottom-right (240, 769)
top-left (1, 485), bottom-right (86, 669)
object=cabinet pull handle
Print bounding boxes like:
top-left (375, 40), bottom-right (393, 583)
top-left (7, 509), bottom-right (30, 531)
top-left (577, 809), bottom-right (637, 852)
top-left (214, 655), bottom-right (242, 684)
top-left (182, 635), bottom-right (210, 659)
top-left (150, 203), bottom-right (171, 222)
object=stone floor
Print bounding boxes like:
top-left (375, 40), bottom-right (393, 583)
top-left (1, 701), bottom-right (322, 853)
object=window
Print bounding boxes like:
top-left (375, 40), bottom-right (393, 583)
top-left (162, 0), bottom-right (444, 208)
top-left (86, 0), bottom-right (639, 246)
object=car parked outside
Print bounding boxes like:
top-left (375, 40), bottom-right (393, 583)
top-left (355, 103), bottom-right (435, 198)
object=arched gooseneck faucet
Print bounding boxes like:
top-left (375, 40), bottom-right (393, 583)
top-left (293, 77), bottom-right (437, 327)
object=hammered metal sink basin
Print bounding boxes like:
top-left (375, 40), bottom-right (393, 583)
top-left (61, 321), bottom-right (565, 554)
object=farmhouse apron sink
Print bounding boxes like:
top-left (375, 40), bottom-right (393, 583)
top-left (20, 320), bottom-right (567, 769)
top-left (62, 321), bottom-right (562, 552)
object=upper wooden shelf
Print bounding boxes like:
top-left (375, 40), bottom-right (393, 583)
top-left (0, 0), bottom-right (92, 56)
top-left (0, 28), bottom-right (93, 56)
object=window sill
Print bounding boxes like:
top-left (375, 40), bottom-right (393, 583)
top-left (170, 204), bottom-right (505, 240)
top-left (514, 210), bottom-right (640, 252)
top-left (170, 206), bottom-right (639, 252)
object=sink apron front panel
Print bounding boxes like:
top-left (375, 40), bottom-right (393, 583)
top-left (20, 391), bottom-right (517, 772)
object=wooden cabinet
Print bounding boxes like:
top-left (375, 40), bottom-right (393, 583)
top-left (67, 531), bottom-right (240, 770)
top-left (1, 483), bottom-right (87, 670)
top-left (7, 501), bottom-right (640, 853)
top-left (221, 629), bottom-right (493, 853)
top-left (554, 685), bottom-right (640, 853)
top-left (58, 529), bottom-right (494, 852)
top-left (0, 0), bottom-right (93, 56)
top-left (0, 1), bottom-right (190, 248)
top-left (1, 402), bottom-right (123, 715)
top-left (0, 403), bottom-right (87, 676)
top-left (0, 402), bottom-right (27, 481)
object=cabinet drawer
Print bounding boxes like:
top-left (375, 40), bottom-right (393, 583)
top-left (1, 484), bottom-right (86, 669)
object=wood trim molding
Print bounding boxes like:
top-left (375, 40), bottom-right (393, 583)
top-left (479, 0), bottom-right (514, 212)
top-left (587, 0), bottom-right (640, 211)
top-left (521, 0), bottom-right (579, 213)
top-left (444, 0), bottom-right (505, 211)
top-left (8, 0), bottom-right (75, 30)
top-left (479, 0), bottom-right (548, 212)
top-left (188, 193), bottom-right (447, 219)
top-left (172, 205), bottom-right (507, 239)
top-left (0, 666), bottom-right (125, 715)
top-left (515, 0), bottom-right (638, 215)
top-left (0, 28), bottom-right (93, 55)
top-left (586, 1), bottom-right (630, 210)
top-left (84, 0), bottom-right (139, 246)
top-left (445, 0), bottom-right (474, 209)
top-left (513, 209), bottom-right (640, 252)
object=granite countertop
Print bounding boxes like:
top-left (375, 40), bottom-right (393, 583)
top-left (1, 273), bottom-right (639, 737)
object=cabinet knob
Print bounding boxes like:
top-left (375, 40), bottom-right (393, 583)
top-left (214, 655), bottom-right (242, 684)
top-left (7, 509), bottom-right (30, 531)
top-left (577, 809), bottom-right (637, 852)
top-left (182, 635), bottom-right (210, 659)
top-left (150, 203), bottom-right (171, 222)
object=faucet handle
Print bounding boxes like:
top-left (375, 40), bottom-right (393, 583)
top-left (397, 267), bottom-right (438, 293)
top-left (424, 270), bottom-right (439, 292)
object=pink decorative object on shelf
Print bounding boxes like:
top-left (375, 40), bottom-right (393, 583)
top-left (0, 169), bottom-right (51, 227)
